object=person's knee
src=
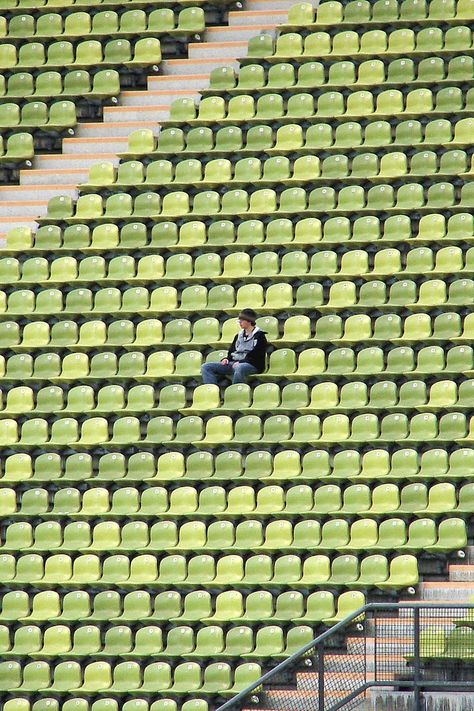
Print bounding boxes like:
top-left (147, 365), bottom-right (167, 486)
top-left (202, 362), bottom-right (222, 384)
top-left (233, 364), bottom-right (251, 383)
top-left (201, 362), bottom-right (215, 378)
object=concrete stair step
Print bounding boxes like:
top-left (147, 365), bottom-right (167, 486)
top-left (228, 8), bottom-right (287, 24)
top-left (356, 704), bottom-right (373, 711)
top-left (419, 582), bottom-right (474, 602)
top-left (262, 688), bottom-right (395, 711)
top-left (62, 137), bottom-right (129, 154)
top-left (147, 74), bottom-right (210, 91)
top-left (0, 200), bottom-right (47, 218)
top-left (161, 57), bottom-right (240, 74)
top-left (244, 0), bottom-right (298, 9)
top-left (347, 637), bottom-right (411, 654)
top-left (121, 88), bottom-right (196, 106)
top-left (205, 23), bottom-right (276, 41)
top-left (323, 654), bottom-right (400, 673)
top-left (449, 565), bottom-right (474, 582)
top-left (76, 120), bottom-right (156, 137)
top-left (296, 672), bottom-right (377, 690)
top-left (188, 39), bottom-right (248, 59)
top-left (20, 168), bottom-right (89, 186)
top-left (370, 615), bottom-right (453, 626)
top-left (266, 691), bottom-right (355, 703)
top-left (35, 153), bottom-right (120, 169)
top-left (244, 706), bottom-right (371, 711)
top-left (0, 216), bottom-right (38, 233)
top-left (372, 622), bottom-right (455, 636)
top-left (358, 643), bottom-right (411, 654)
top-left (365, 691), bottom-right (474, 711)
top-left (102, 106), bottom-right (170, 123)
top-left (0, 184), bottom-right (77, 201)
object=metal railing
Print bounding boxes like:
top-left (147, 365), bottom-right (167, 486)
top-left (217, 603), bottom-right (474, 711)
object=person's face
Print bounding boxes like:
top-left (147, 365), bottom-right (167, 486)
top-left (238, 317), bottom-right (252, 328)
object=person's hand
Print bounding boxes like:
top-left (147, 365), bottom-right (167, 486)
top-left (220, 358), bottom-right (229, 365)
top-left (232, 362), bottom-right (239, 369)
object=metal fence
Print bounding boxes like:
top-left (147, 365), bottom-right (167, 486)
top-left (216, 603), bottom-right (474, 711)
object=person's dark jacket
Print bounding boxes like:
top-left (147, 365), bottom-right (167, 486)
top-left (227, 328), bottom-right (268, 372)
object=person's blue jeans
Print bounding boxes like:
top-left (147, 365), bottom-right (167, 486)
top-left (201, 361), bottom-right (258, 385)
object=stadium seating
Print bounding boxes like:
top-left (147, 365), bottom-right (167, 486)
top-left (412, 597), bottom-right (474, 663)
top-left (0, 0), bottom-right (473, 705)
top-left (0, 1), bottom-right (211, 169)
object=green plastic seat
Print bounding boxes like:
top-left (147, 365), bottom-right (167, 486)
top-left (285, 2), bottom-right (317, 27)
top-left (268, 62), bottom-right (296, 90)
top-left (448, 56), bottom-right (474, 82)
top-left (208, 64), bottom-right (236, 92)
top-left (246, 32), bottom-right (274, 57)
top-left (342, 0), bottom-right (370, 21)
top-left (395, 518), bottom-right (428, 551)
top-left (274, 31), bottom-right (303, 58)
top-left (0, 41), bottom-right (17, 71)
top-left (210, 126), bottom-right (239, 154)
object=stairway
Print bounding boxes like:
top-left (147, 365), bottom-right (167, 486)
top-left (244, 550), bottom-right (474, 711)
top-left (0, 0), bottom-right (292, 238)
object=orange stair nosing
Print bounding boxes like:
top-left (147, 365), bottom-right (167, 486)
top-left (38, 153), bottom-right (118, 160)
top-left (347, 636), bottom-right (414, 643)
top-left (188, 39), bottom-right (248, 48)
top-left (77, 120), bottom-right (157, 127)
top-left (63, 137), bottom-right (128, 145)
top-left (229, 8), bottom-right (287, 16)
top-left (324, 654), bottom-right (401, 661)
top-left (165, 57), bottom-right (240, 66)
top-left (0, 184), bottom-right (77, 192)
top-left (20, 168), bottom-right (87, 176)
top-left (266, 690), bottom-right (378, 699)
top-left (0, 200), bottom-right (47, 206)
top-left (121, 89), bottom-right (193, 97)
top-left (374, 617), bottom-right (456, 624)
top-left (0, 216), bottom-right (43, 222)
top-left (148, 73), bottom-right (209, 81)
top-left (419, 581), bottom-right (474, 587)
top-left (208, 22), bottom-right (278, 30)
top-left (297, 672), bottom-right (377, 681)
top-left (105, 106), bottom-right (170, 114)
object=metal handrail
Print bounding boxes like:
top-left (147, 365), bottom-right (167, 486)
top-left (216, 602), bottom-right (474, 711)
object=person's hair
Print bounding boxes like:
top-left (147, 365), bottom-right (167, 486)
top-left (238, 308), bottom-right (257, 324)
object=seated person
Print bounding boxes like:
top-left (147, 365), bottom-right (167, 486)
top-left (201, 308), bottom-right (268, 386)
